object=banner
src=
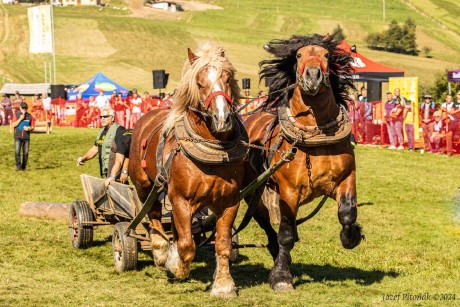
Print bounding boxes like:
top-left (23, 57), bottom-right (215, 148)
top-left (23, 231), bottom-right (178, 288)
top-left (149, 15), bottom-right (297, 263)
top-left (389, 77), bottom-right (420, 140)
top-left (28, 5), bottom-right (53, 54)
top-left (448, 69), bottom-right (460, 82)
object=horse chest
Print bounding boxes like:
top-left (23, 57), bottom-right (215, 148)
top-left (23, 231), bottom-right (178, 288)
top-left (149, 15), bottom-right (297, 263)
top-left (274, 150), bottom-right (352, 198)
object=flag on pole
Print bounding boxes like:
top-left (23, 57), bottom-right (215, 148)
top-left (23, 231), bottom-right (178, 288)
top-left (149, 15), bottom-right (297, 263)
top-left (28, 5), bottom-right (53, 54)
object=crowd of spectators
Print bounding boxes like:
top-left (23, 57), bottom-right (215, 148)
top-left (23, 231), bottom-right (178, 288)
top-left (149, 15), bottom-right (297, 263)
top-left (348, 88), bottom-right (460, 156)
top-left (74, 88), bottom-right (173, 128)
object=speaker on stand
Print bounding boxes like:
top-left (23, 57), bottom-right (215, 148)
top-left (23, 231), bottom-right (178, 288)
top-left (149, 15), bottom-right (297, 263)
top-left (153, 70), bottom-right (169, 97)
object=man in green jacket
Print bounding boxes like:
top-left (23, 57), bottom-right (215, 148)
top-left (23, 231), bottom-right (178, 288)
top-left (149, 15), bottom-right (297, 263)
top-left (77, 107), bottom-right (124, 178)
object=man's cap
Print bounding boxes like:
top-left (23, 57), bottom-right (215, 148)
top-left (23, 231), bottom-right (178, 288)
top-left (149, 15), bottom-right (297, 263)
top-left (423, 93), bottom-right (432, 99)
top-left (20, 102), bottom-right (28, 109)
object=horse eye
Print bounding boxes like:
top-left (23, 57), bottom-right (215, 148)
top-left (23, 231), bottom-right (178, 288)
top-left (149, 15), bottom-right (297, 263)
top-left (296, 53), bottom-right (302, 59)
top-left (324, 53), bottom-right (330, 59)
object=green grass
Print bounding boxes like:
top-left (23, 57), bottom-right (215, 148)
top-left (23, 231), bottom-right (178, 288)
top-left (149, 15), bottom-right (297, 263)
top-left (0, 126), bottom-right (459, 305)
top-left (1, 0), bottom-right (460, 95)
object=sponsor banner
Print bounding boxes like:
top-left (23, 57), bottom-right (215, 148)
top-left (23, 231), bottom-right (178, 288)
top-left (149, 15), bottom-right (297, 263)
top-left (448, 70), bottom-right (460, 82)
top-left (28, 5), bottom-right (53, 54)
top-left (389, 77), bottom-right (420, 139)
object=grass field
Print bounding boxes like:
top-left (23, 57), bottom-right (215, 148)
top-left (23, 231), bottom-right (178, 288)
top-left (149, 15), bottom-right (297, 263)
top-left (0, 126), bottom-right (459, 305)
top-left (1, 0), bottom-right (460, 96)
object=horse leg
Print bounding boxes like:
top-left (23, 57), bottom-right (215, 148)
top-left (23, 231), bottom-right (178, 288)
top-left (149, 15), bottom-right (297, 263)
top-left (250, 197), bottom-right (279, 260)
top-left (165, 199), bottom-right (194, 279)
top-left (211, 204), bottom-right (239, 298)
top-left (268, 197), bottom-right (298, 292)
top-left (148, 199), bottom-right (170, 270)
top-left (336, 176), bottom-right (364, 249)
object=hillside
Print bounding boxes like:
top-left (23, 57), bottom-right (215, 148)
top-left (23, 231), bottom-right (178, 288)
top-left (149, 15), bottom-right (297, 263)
top-left (0, 0), bottom-right (459, 95)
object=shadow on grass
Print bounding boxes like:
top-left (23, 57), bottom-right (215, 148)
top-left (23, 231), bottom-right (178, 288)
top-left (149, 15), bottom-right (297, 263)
top-left (358, 201), bottom-right (374, 207)
top-left (291, 263), bottom-right (398, 286)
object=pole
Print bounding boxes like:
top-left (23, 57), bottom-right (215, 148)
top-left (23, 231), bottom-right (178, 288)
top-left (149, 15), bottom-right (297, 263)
top-left (383, 0), bottom-right (385, 21)
top-left (50, 4), bottom-right (56, 85)
top-left (44, 55), bottom-right (47, 83)
top-left (448, 82), bottom-right (451, 95)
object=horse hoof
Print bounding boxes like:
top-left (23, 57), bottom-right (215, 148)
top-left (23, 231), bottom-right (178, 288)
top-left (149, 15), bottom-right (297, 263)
top-left (211, 277), bottom-right (237, 298)
top-left (340, 223), bottom-right (364, 249)
top-left (211, 288), bottom-right (237, 298)
top-left (273, 282), bottom-right (294, 292)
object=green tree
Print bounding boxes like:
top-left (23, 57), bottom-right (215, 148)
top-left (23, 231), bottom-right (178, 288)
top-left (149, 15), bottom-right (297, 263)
top-left (366, 18), bottom-right (418, 55)
top-left (333, 24), bottom-right (346, 42)
top-left (424, 69), bottom-right (460, 103)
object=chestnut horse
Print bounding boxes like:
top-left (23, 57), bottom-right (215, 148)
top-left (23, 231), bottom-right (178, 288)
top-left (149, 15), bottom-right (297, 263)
top-left (129, 42), bottom-right (246, 297)
top-left (244, 34), bottom-right (364, 291)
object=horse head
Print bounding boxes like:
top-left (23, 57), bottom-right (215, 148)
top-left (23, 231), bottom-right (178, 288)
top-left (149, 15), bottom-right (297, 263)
top-left (188, 48), bottom-right (235, 135)
top-left (295, 44), bottom-right (330, 96)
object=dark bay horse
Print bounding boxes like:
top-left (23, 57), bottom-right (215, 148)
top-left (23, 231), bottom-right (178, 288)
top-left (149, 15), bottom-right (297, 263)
top-left (244, 34), bottom-right (364, 291)
top-left (129, 42), bottom-right (246, 297)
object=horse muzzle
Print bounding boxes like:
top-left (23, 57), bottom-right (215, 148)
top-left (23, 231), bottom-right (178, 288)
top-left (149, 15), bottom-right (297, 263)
top-left (297, 66), bottom-right (325, 96)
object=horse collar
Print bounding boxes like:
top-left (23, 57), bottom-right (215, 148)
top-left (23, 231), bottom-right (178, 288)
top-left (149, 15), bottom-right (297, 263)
top-left (174, 115), bottom-right (249, 164)
top-left (278, 104), bottom-right (351, 147)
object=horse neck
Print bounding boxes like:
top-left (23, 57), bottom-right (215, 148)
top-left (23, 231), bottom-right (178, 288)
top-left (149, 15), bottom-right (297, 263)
top-left (289, 87), bottom-right (339, 126)
top-left (186, 110), bottom-right (235, 141)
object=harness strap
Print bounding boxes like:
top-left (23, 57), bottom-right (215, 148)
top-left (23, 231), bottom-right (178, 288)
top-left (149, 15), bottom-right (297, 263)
top-left (298, 55), bottom-right (327, 75)
top-left (204, 91), bottom-right (232, 109)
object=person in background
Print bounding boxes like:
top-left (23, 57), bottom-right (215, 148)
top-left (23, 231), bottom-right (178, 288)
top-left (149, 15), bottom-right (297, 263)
top-left (1, 94), bottom-right (13, 126)
top-left (429, 111), bottom-right (444, 153)
top-left (440, 94), bottom-right (460, 156)
top-left (75, 94), bottom-right (87, 128)
top-left (141, 91), bottom-right (153, 116)
top-left (390, 96), bottom-right (405, 149)
top-left (403, 99), bottom-right (415, 151)
top-left (383, 92), bottom-right (396, 149)
top-left (419, 93), bottom-right (436, 153)
top-left (105, 128), bottom-right (132, 187)
top-left (42, 91), bottom-right (52, 123)
top-left (95, 90), bottom-right (109, 110)
top-left (393, 88), bottom-right (406, 105)
top-left (109, 90), bottom-right (117, 109)
top-left (359, 87), bottom-right (373, 143)
top-left (12, 91), bottom-right (22, 113)
top-left (114, 93), bottom-right (126, 127)
top-left (130, 92), bottom-right (142, 126)
top-left (12, 102), bottom-right (35, 171)
top-left (31, 93), bottom-right (43, 121)
top-left (77, 107), bottom-right (124, 178)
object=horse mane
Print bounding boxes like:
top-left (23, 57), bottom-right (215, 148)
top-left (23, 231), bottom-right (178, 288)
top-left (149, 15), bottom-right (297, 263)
top-left (163, 41), bottom-right (241, 132)
top-left (259, 32), bottom-right (355, 109)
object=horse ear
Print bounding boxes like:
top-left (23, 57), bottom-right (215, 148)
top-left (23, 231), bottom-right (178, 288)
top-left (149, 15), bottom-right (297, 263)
top-left (188, 48), bottom-right (198, 65)
top-left (324, 33), bottom-right (330, 39)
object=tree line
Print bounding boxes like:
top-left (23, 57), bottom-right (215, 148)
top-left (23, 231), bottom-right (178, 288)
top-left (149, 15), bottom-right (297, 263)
top-left (366, 18), bottom-right (418, 56)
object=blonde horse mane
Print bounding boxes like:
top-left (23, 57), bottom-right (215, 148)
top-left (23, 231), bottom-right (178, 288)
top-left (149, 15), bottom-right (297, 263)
top-left (163, 41), bottom-right (241, 132)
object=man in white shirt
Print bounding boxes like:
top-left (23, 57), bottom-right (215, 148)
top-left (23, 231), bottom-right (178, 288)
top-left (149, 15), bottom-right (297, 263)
top-left (95, 91), bottom-right (109, 110)
top-left (41, 92), bottom-right (52, 121)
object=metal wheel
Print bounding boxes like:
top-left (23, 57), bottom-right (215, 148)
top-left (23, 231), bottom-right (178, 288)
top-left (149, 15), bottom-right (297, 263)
top-left (230, 225), bottom-right (239, 263)
top-left (112, 222), bottom-right (138, 272)
top-left (69, 200), bottom-right (94, 249)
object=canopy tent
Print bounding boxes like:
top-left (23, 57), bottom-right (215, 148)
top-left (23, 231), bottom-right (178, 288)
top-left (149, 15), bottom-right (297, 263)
top-left (338, 41), bottom-right (405, 82)
top-left (0, 83), bottom-right (50, 96)
top-left (67, 72), bottom-right (129, 101)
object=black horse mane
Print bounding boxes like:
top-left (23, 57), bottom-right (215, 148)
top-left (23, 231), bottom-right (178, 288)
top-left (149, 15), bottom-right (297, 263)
top-left (259, 32), bottom-right (355, 110)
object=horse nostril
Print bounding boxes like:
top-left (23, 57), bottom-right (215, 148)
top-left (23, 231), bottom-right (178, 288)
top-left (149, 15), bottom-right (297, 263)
top-left (316, 68), bottom-right (321, 79)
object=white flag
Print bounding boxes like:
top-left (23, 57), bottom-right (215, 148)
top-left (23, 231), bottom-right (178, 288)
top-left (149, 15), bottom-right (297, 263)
top-left (28, 5), bottom-right (53, 54)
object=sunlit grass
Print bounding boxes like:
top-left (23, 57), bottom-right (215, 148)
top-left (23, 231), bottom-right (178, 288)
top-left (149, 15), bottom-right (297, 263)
top-left (0, 126), bottom-right (459, 305)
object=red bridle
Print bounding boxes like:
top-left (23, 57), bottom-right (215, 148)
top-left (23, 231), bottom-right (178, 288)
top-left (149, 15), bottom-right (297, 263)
top-left (297, 55), bottom-right (328, 76)
top-left (204, 91), bottom-right (233, 109)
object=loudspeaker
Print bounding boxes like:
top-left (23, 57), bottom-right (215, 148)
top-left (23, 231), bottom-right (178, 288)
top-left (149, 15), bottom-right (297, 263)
top-left (51, 84), bottom-right (66, 99)
top-left (242, 78), bottom-right (251, 90)
top-left (367, 81), bottom-right (381, 102)
top-left (153, 70), bottom-right (168, 89)
top-left (265, 77), bottom-right (274, 87)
